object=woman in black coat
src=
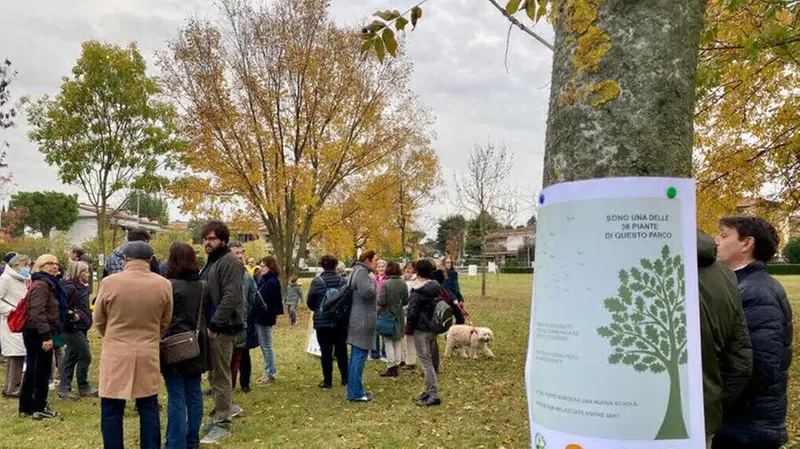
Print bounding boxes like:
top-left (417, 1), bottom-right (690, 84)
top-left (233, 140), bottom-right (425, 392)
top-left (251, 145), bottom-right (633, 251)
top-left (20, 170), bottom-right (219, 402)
top-left (255, 256), bottom-right (283, 385)
top-left (162, 243), bottom-right (209, 449)
top-left (58, 261), bottom-right (96, 400)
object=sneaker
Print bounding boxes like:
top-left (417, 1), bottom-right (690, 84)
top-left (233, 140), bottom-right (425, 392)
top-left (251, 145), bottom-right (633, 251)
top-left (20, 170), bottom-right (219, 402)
top-left (255, 374), bottom-right (275, 386)
top-left (379, 366), bottom-right (399, 377)
top-left (347, 392), bottom-right (373, 403)
top-left (200, 423), bottom-right (215, 435)
top-left (231, 404), bottom-right (244, 418)
top-left (31, 412), bottom-right (48, 420)
top-left (414, 392), bottom-right (430, 403)
top-left (416, 396), bottom-right (441, 407)
top-left (58, 391), bottom-right (80, 401)
top-left (318, 381), bottom-right (332, 389)
top-left (18, 412), bottom-right (33, 419)
top-left (79, 388), bottom-right (99, 398)
top-left (41, 407), bottom-right (59, 418)
top-left (200, 426), bottom-right (231, 444)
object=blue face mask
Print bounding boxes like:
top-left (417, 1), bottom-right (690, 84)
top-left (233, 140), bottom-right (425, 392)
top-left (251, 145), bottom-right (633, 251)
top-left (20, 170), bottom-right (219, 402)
top-left (18, 268), bottom-right (30, 278)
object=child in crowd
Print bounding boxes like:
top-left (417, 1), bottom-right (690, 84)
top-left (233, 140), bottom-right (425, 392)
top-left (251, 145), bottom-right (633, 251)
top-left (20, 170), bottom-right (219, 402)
top-left (284, 276), bottom-right (303, 326)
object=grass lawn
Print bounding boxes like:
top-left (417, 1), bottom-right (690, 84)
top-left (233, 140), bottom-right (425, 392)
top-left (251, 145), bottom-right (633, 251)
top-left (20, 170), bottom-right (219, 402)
top-left (0, 273), bottom-right (796, 448)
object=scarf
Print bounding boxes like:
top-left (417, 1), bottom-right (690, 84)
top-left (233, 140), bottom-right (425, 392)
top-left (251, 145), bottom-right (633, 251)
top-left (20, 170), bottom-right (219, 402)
top-left (200, 245), bottom-right (230, 281)
top-left (32, 271), bottom-right (68, 328)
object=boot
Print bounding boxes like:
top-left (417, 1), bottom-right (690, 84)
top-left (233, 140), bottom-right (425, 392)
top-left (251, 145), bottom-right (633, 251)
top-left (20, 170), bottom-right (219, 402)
top-left (379, 366), bottom-right (399, 377)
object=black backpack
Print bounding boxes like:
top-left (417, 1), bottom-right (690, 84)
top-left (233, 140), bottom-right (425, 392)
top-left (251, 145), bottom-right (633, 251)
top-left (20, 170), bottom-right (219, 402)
top-left (318, 270), bottom-right (356, 329)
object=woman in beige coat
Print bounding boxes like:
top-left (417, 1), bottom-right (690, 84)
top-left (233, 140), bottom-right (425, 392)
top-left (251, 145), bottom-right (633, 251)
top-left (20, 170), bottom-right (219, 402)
top-left (0, 254), bottom-right (31, 397)
top-left (93, 242), bottom-right (173, 449)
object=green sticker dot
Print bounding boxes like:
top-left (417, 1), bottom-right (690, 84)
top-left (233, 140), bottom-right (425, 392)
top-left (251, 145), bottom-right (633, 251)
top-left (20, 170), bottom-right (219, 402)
top-left (666, 186), bottom-right (677, 199)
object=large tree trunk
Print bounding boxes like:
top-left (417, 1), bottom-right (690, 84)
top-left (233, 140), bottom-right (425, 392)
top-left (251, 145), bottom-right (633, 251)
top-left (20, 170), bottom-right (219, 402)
top-left (542, 0), bottom-right (705, 186)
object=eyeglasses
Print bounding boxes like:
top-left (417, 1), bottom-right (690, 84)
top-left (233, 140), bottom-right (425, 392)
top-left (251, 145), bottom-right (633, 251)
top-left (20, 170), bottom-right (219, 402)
top-left (43, 262), bottom-right (60, 269)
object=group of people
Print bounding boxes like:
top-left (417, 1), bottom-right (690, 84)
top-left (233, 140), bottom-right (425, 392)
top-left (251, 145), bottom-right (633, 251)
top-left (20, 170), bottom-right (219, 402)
top-left (699, 216), bottom-right (793, 449)
top-left (0, 219), bottom-right (465, 448)
top-left (0, 214), bottom-right (793, 449)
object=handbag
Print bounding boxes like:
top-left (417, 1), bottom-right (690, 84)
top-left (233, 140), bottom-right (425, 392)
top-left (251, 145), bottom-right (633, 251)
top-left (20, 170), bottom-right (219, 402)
top-left (376, 313), bottom-right (395, 336)
top-left (161, 283), bottom-right (204, 364)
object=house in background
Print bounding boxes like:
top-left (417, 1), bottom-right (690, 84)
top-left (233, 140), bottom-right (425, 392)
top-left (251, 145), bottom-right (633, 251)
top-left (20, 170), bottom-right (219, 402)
top-left (483, 225), bottom-right (537, 265)
top-left (66, 203), bottom-right (164, 246)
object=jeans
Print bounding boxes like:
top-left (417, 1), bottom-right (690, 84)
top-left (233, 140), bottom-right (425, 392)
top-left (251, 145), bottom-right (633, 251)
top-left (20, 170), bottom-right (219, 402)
top-left (452, 303), bottom-right (465, 325)
top-left (164, 373), bottom-right (203, 449)
top-left (59, 330), bottom-right (92, 394)
top-left (316, 327), bottom-right (348, 384)
top-left (346, 345), bottom-right (369, 400)
top-left (50, 345), bottom-right (64, 382)
top-left (209, 333), bottom-right (235, 430)
top-left (19, 329), bottom-right (52, 414)
top-left (414, 332), bottom-right (439, 400)
top-left (369, 334), bottom-right (386, 359)
top-left (101, 395), bottom-right (160, 449)
top-left (287, 304), bottom-right (297, 325)
top-left (256, 325), bottom-right (276, 377)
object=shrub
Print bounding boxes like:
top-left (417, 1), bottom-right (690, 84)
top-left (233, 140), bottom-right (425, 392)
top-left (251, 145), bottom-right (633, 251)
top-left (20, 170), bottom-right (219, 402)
top-left (766, 264), bottom-right (800, 276)
top-left (502, 267), bottom-right (534, 274)
top-left (782, 237), bottom-right (800, 264)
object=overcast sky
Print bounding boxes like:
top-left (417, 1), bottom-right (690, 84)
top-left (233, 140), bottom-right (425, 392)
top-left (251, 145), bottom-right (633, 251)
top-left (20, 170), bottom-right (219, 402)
top-left (1, 0), bottom-right (553, 237)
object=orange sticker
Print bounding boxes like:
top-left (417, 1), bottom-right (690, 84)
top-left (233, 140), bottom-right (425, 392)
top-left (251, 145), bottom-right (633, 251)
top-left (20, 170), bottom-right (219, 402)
top-left (564, 445), bottom-right (583, 449)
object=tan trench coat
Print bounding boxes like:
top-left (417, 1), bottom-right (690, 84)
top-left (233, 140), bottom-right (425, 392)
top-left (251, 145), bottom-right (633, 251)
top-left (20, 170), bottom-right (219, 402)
top-left (93, 260), bottom-right (173, 399)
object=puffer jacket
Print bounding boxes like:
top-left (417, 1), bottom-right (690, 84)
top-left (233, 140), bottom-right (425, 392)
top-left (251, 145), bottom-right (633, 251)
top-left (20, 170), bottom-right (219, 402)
top-left (307, 270), bottom-right (347, 329)
top-left (63, 280), bottom-right (93, 333)
top-left (405, 280), bottom-right (442, 335)
top-left (697, 231), bottom-right (752, 436)
top-left (24, 277), bottom-right (61, 340)
top-left (717, 260), bottom-right (793, 445)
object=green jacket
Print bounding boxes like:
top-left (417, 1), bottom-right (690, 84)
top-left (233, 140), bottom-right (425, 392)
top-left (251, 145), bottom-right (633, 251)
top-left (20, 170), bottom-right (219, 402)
top-left (697, 231), bottom-right (753, 436)
top-left (377, 276), bottom-right (409, 340)
top-left (236, 272), bottom-right (257, 349)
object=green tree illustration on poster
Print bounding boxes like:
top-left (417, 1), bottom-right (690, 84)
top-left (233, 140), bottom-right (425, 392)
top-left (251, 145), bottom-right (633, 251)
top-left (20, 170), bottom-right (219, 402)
top-left (597, 245), bottom-right (688, 439)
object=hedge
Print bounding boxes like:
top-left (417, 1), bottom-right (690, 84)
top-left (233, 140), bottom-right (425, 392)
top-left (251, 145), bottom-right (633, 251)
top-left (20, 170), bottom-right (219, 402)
top-left (767, 264), bottom-right (800, 276)
top-left (501, 267), bottom-right (534, 274)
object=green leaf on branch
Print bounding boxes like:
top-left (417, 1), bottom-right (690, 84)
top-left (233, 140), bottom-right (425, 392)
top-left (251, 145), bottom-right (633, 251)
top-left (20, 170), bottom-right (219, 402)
top-left (395, 16), bottom-right (409, 31)
top-left (536, 0), bottom-right (548, 22)
top-left (383, 28), bottom-right (398, 57)
top-left (374, 37), bottom-right (386, 62)
top-left (411, 6), bottom-right (422, 29)
top-left (361, 39), bottom-right (374, 54)
top-left (525, 0), bottom-right (536, 20)
top-left (374, 10), bottom-right (399, 21)
top-left (506, 0), bottom-right (522, 15)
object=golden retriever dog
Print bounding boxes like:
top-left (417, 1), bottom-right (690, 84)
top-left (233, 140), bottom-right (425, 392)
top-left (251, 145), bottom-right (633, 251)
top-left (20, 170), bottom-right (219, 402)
top-left (444, 325), bottom-right (495, 359)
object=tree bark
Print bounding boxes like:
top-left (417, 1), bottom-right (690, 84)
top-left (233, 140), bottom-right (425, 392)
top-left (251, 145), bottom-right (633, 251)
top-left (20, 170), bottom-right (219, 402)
top-left (542, 0), bottom-right (706, 185)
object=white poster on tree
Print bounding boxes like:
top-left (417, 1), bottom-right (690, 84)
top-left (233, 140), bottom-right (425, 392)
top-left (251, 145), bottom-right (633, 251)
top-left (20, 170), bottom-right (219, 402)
top-left (525, 177), bottom-right (704, 449)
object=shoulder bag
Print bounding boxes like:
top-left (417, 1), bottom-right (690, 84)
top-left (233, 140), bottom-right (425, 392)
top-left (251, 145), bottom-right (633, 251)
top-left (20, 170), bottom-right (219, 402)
top-left (161, 282), bottom-right (204, 364)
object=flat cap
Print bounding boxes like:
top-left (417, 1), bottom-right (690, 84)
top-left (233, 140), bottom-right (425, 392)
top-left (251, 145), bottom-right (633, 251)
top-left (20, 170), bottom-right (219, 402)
top-left (124, 241), bottom-right (154, 261)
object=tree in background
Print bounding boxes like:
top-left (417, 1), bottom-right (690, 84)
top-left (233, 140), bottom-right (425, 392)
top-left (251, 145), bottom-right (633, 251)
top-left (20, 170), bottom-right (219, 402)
top-left (695, 1), bottom-right (799, 232)
top-left (783, 238), bottom-right (800, 264)
top-left (162, 0), bottom-right (431, 281)
top-left (456, 141), bottom-right (514, 298)
top-left (466, 210), bottom-right (502, 256)
top-left (125, 191), bottom-right (170, 225)
top-left (9, 191), bottom-right (79, 238)
top-left (527, 214), bottom-right (537, 227)
top-left (0, 58), bottom-right (15, 163)
top-left (150, 229), bottom-right (193, 261)
top-left (27, 41), bottom-right (183, 278)
top-left (436, 214), bottom-right (467, 258)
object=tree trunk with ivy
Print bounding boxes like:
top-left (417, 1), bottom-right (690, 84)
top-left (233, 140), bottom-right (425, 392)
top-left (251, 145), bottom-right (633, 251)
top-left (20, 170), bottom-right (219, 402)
top-left (542, 0), bottom-right (706, 185)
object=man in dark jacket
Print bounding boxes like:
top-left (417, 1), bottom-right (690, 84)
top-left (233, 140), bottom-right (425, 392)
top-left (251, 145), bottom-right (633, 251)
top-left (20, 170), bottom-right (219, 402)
top-left (697, 231), bottom-right (753, 447)
top-left (713, 217), bottom-right (793, 449)
top-left (307, 254), bottom-right (348, 389)
top-left (198, 221), bottom-right (244, 445)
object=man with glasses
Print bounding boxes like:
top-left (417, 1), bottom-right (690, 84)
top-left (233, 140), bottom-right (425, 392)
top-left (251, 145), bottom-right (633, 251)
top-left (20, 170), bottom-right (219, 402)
top-left (198, 221), bottom-right (244, 444)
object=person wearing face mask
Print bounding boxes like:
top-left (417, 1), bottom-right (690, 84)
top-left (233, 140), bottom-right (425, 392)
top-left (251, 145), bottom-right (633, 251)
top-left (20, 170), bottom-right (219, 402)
top-left (57, 261), bottom-right (97, 401)
top-left (0, 254), bottom-right (31, 398)
top-left (19, 254), bottom-right (65, 420)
